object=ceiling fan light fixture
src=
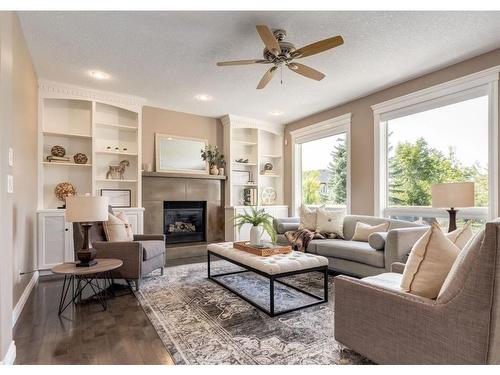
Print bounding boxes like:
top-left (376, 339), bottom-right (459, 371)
top-left (270, 110), bottom-right (284, 116)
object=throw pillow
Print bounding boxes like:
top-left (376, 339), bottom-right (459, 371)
top-left (351, 222), bottom-right (389, 242)
top-left (116, 211), bottom-right (134, 240)
top-left (103, 212), bottom-right (134, 242)
top-left (401, 223), bottom-right (461, 299)
top-left (299, 206), bottom-right (317, 231)
top-left (446, 222), bottom-right (473, 250)
top-left (316, 207), bottom-right (344, 238)
top-left (368, 232), bottom-right (388, 250)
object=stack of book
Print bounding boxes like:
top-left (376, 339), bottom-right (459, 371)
top-left (261, 170), bottom-right (278, 176)
top-left (46, 155), bottom-right (71, 163)
top-left (243, 187), bottom-right (258, 206)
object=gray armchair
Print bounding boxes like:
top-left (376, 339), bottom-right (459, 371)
top-left (73, 222), bottom-right (165, 291)
top-left (334, 221), bottom-right (500, 364)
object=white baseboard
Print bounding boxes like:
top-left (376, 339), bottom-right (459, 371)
top-left (12, 271), bottom-right (39, 327)
top-left (0, 341), bottom-right (16, 365)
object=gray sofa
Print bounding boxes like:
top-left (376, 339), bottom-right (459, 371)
top-left (274, 215), bottom-right (427, 277)
top-left (334, 221), bottom-right (500, 364)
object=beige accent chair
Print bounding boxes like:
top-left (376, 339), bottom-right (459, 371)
top-left (334, 221), bottom-right (500, 364)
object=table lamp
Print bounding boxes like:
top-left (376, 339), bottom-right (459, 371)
top-left (431, 182), bottom-right (474, 232)
top-left (65, 195), bottom-right (109, 267)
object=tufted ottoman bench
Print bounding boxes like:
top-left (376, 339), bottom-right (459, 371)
top-left (207, 242), bottom-right (329, 317)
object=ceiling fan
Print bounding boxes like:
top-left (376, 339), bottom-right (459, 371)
top-left (216, 25), bottom-right (344, 89)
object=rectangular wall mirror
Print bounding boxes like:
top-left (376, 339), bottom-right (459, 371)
top-left (155, 133), bottom-right (208, 174)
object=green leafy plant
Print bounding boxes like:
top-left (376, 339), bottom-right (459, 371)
top-left (201, 145), bottom-right (225, 168)
top-left (232, 206), bottom-right (277, 244)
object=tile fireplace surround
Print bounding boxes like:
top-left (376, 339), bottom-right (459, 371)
top-left (142, 174), bottom-right (225, 258)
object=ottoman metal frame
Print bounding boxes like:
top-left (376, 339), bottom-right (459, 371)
top-left (207, 250), bottom-right (328, 317)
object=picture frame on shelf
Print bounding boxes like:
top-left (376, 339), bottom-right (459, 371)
top-left (100, 189), bottom-right (132, 208)
top-left (233, 170), bottom-right (251, 185)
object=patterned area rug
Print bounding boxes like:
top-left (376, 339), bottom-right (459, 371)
top-left (135, 260), bottom-right (371, 365)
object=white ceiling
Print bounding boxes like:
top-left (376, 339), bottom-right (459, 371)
top-left (18, 11), bottom-right (500, 123)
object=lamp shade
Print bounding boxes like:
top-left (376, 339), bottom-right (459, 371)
top-left (65, 196), bottom-right (109, 222)
top-left (431, 182), bottom-right (474, 209)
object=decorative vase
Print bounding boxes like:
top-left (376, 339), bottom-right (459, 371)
top-left (250, 225), bottom-right (263, 246)
top-left (218, 168), bottom-right (224, 176)
top-left (210, 165), bottom-right (219, 175)
top-left (73, 153), bottom-right (88, 164)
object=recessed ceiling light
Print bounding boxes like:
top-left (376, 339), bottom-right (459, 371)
top-left (88, 70), bottom-right (110, 80)
top-left (270, 110), bottom-right (284, 116)
top-left (195, 94), bottom-right (213, 101)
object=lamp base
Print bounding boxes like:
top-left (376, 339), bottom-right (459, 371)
top-left (76, 259), bottom-right (98, 267)
top-left (446, 208), bottom-right (458, 233)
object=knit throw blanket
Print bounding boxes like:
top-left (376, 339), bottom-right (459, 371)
top-left (284, 229), bottom-right (315, 252)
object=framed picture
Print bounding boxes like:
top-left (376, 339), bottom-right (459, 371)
top-left (100, 189), bottom-right (132, 208)
top-left (155, 133), bottom-right (208, 174)
top-left (233, 170), bottom-right (251, 185)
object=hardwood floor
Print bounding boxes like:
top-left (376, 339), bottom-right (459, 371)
top-left (13, 256), bottom-right (206, 365)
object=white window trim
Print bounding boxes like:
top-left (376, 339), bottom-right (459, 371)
top-left (373, 66), bottom-right (500, 220)
top-left (290, 113), bottom-right (352, 216)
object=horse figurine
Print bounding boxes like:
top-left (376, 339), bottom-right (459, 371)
top-left (106, 160), bottom-right (130, 180)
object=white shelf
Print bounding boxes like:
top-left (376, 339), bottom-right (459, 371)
top-left (95, 150), bottom-right (138, 156)
top-left (43, 131), bottom-right (92, 139)
top-left (232, 162), bottom-right (257, 167)
top-left (233, 140), bottom-right (257, 146)
top-left (232, 183), bottom-right (258, 187)
top-left (260, 174), bottom-right (280, 178)
top-left (95, 121), bottom-right (138, 132)
top-left (261, 154), bottom-right (282, 158)
top-left (43, 162), bottom-right (92, 167)
top-left (95, 179), bottom-right (138, 183)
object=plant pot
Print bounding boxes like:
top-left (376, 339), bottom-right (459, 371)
top-left (210, 165), bottom-right (219, 175)
top-left (250, 225), bottom-right (263, 246)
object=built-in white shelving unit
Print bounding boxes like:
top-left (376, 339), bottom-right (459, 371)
top-left (221, 114), bottom-right (288, 241)
top-left (36, 81), bottom-right (146, 270)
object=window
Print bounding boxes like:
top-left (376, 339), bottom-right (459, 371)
top-left (301, 134), bottom-right (347, 206)
top-left (291, 114), bottom-right (351, 214)
top-left (374, 68), bottom-right (499, 228)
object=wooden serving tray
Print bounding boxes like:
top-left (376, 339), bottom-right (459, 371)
top-left (233, 241), bottom-right (292, 257)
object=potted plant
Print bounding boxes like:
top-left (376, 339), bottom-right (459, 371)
top-left (233, 206), bottom-right (277, 245)
top-left (201, 145), bottom-right (224, 175)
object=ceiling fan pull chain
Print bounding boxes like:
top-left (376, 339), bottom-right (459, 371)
top-left (280, 66), bottom-right (283, 85)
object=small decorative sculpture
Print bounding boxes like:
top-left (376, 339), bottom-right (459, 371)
top-left (263, 162), bottom-right (273, 171)
top-left (54, 182), bottom-right (76, 208)
top-left (73, 153), bottom-right (88, 164)
top-left (106, 160), bottom-right (130, 180)
top-left (51, 145), bottom-right (66, 157)
top-left (261, 187), bottom-right (277, 205)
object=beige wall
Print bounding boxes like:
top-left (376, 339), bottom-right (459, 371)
top-left (142, 106), bottom-right (223, 170)
top-left (0, 12), bottom-right (37, 362)
top-left (284, 48), bottom-right (500, 216)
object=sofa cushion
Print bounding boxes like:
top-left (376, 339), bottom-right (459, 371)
top-left (139, 240), bottom-right (165, 261)
top-left (314, 239), bottom-right (385, 268)
top-left (299, 206), bottom-right (317, 231)
top-left (103, 213), bottom-right (134, 242)
top-left (446, 222), bottom-right (473, 250)
top-left (276, 221), bottom-right (300, 234)
top-left (361, 272), bottom-right (404, 292)
top-left (342, 215), bottom-right (390, 240)
top-left (368, 232), bottom-right (387, 250)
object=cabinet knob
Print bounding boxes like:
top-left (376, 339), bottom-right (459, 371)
top-left (65, 228), bottom-right (69, 232)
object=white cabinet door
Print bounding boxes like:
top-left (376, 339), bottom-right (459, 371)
top-left (37, 212), bottom-right (74, 271)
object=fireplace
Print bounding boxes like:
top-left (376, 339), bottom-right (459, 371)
top-left (164, 201), bottom-right (207, 244)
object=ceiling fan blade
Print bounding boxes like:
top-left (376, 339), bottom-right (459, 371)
top-left (256, 25), bottom-right (281, 56)
top-left (257, 66), bottom-right (277, 89)
top-left (288, 62), bottom-right (325, 81)
top-left (216, 59), bottom-right (268, 66)
top-left (293, 35), bottom-right (344, 59)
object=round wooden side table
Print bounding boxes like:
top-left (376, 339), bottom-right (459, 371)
top-left (51, 258), bottom-right (123, 316)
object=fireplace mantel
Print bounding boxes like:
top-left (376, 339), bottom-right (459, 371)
top-left (142, 171), bottom-right (227, 180)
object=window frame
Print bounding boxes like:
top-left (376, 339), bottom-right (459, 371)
top-left (290, 113), bottom-right (352, 215)
top-left (372, 67), bottom-right (499, 221)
